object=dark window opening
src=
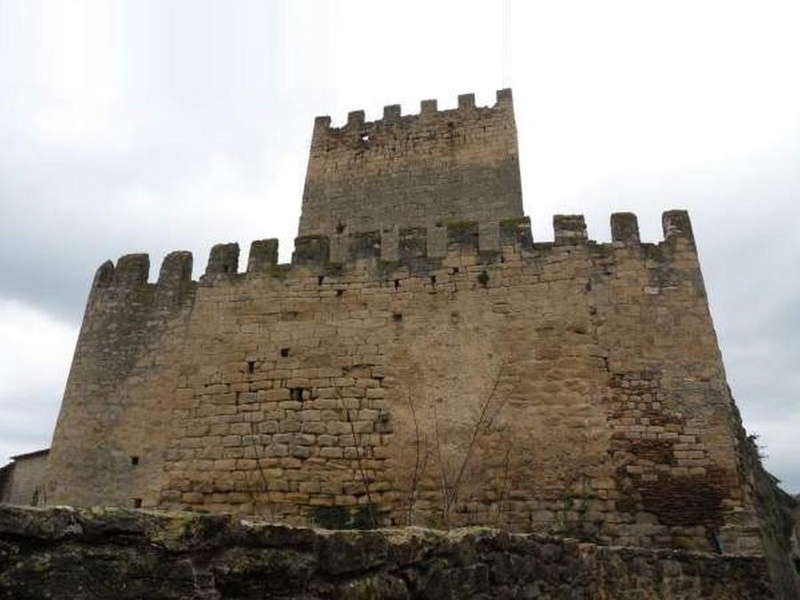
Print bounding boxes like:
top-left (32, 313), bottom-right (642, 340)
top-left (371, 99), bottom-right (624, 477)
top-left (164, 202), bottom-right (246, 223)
top-left (392, 312), bottom-right (403, 322)
top-left (318, 275), bottom-right (325, 285)
top-left (336, 289), bottom-right (344, 297)
top-left (335, 222), bottom-right (346, 234)
top-left (394, 279), bottom-right (400, 290)
top-left (290, 387), bottom-right (305, 401)
top-left (280, 348), bottom-right (290, 357)
top-left (452, 267), bottom-right (459, 275)
top-left (130, 456), bottom-right (140, 466)
top-left (133, 498), bottom-right (142, 508)
top-left (430, 275), bottom-right (437, 285)
top-left (247, 361), bottom-right (256, 374)
top-left (478, 270), bottom-right (490, 288)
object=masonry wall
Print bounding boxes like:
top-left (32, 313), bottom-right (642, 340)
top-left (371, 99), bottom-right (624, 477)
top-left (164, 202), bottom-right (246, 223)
top-left (299, 89), bottom-right (523, 257)
top-left (45, 211), bottom-right (764, 555)
top-left (0, 451), bottom-right (49, 507)
top-left (45, 252), bottom-right (197, 508)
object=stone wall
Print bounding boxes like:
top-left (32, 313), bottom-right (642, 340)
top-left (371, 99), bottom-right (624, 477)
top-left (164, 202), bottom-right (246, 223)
top-left (0, 450), bottom-right (48, 506)
top-left (299, 89), bottom-right (523, 259)
top-left (44, 88), bottom-right (795, 568)
top-left (0, 505), bottom-right (781, 600)
top-left (45, 211), bottom-right (764, 554)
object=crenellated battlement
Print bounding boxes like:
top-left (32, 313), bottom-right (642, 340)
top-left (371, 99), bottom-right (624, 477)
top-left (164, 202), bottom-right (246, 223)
top-left (312, 88), bottom-right (514, 134)
top-left (300, 89), bottom-right (523, 239)
top-left (91, 211), bottom-right (697, 291)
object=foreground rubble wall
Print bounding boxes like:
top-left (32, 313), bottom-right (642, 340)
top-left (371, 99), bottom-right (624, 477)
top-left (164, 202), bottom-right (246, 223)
top-left (0, 506), bottom-right (782, 599)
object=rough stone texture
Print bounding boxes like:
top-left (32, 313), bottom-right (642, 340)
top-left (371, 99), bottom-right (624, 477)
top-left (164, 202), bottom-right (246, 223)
top-left (46, 211), bottom-right (765, 555)
top-left (0, 450), bottom-right (48, 506)
top-left (738, 424), bottom-right (800, 596)
top-left (42, 90), bottom-right (799, 594)
top-left (299, 90), bottom-right (523, 260)
top-left (0, 505), bottom-right (779, 599)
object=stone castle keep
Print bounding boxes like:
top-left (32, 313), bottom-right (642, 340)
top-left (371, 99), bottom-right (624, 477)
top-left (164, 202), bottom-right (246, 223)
top-left (43, 89), bottom-right (782, 556)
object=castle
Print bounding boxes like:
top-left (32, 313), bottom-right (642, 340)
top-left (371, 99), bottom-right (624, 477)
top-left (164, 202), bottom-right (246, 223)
top-left (39, 89), bottom-right (789, 556)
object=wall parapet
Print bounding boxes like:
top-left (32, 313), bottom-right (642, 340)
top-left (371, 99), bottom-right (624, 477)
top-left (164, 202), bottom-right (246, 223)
top-left (312, 88), bottom-right (514, 133)
top-left (88, 211), bottom-right (698, 291)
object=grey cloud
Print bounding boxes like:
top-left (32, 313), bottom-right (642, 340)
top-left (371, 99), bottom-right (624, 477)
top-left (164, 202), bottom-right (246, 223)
top-left (0, 396), bottom-right (60, 462)
top-left (0, 91), bottom-right (313, 323)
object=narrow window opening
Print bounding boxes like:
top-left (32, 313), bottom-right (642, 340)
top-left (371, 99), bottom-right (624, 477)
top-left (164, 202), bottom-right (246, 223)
top-left (280, 348), bottom-right (290, 358)
top-left (335, 222), bottom-right (346, 234)
top-left (336, 289), bottom-right (344, 297)
top-left (133, 498), bottom-right (142, 508)
top-left (290, 387), bottom-right (305, 402)
top-left (451, 267), bottom-right (459, 275)
top-left (360, 132), bottom-right (370, 142)
top-left (430, 275), bottom-right (436, 285)
top-left (247, 361), bottom-right (255, 374)
top-left (130, 456), bottom-right (140, 466)
top-left (392, 312), bottom-right (403, 322)
top-left (478, 270), bottom-right (490, 288)
top-left (393, 279), bottom-right (400, 290)
top-left (318, 275), bottom-right (325, 285)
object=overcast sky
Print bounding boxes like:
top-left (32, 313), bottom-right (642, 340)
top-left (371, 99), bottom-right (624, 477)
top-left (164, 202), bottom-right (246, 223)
top-left (1, 0), bottom-right (798, 493)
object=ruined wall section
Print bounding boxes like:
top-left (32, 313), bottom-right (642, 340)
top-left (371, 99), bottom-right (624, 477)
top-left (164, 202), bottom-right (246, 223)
top-left (0, 506), bottom-right (781, 600)
top-left (299, 89), bottom-right (523, 258)
top-left (45, 211), bottom-right (763, 553)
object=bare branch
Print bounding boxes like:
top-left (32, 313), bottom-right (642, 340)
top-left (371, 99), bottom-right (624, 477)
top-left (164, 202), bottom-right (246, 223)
top-left (449, 360), bottom-right (507, 509)
top-left (405, 391), bottom-right (425, 525)
top-left (432, 403), bottom-right (452, 526)
top-left (340, 387), bottom-right (376, 527)
top-left (495, 441), bottom-right (512, 528)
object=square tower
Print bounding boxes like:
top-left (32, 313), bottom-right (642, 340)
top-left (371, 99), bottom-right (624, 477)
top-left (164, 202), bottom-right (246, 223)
top-left (299, 89), bottom-right (523, 238)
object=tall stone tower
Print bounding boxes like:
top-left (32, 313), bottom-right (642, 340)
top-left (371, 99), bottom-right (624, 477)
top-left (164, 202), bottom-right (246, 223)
top-left (297, 90), bottom-right (523, 262)
top-left (300, 89), bottom-right (522, 237)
